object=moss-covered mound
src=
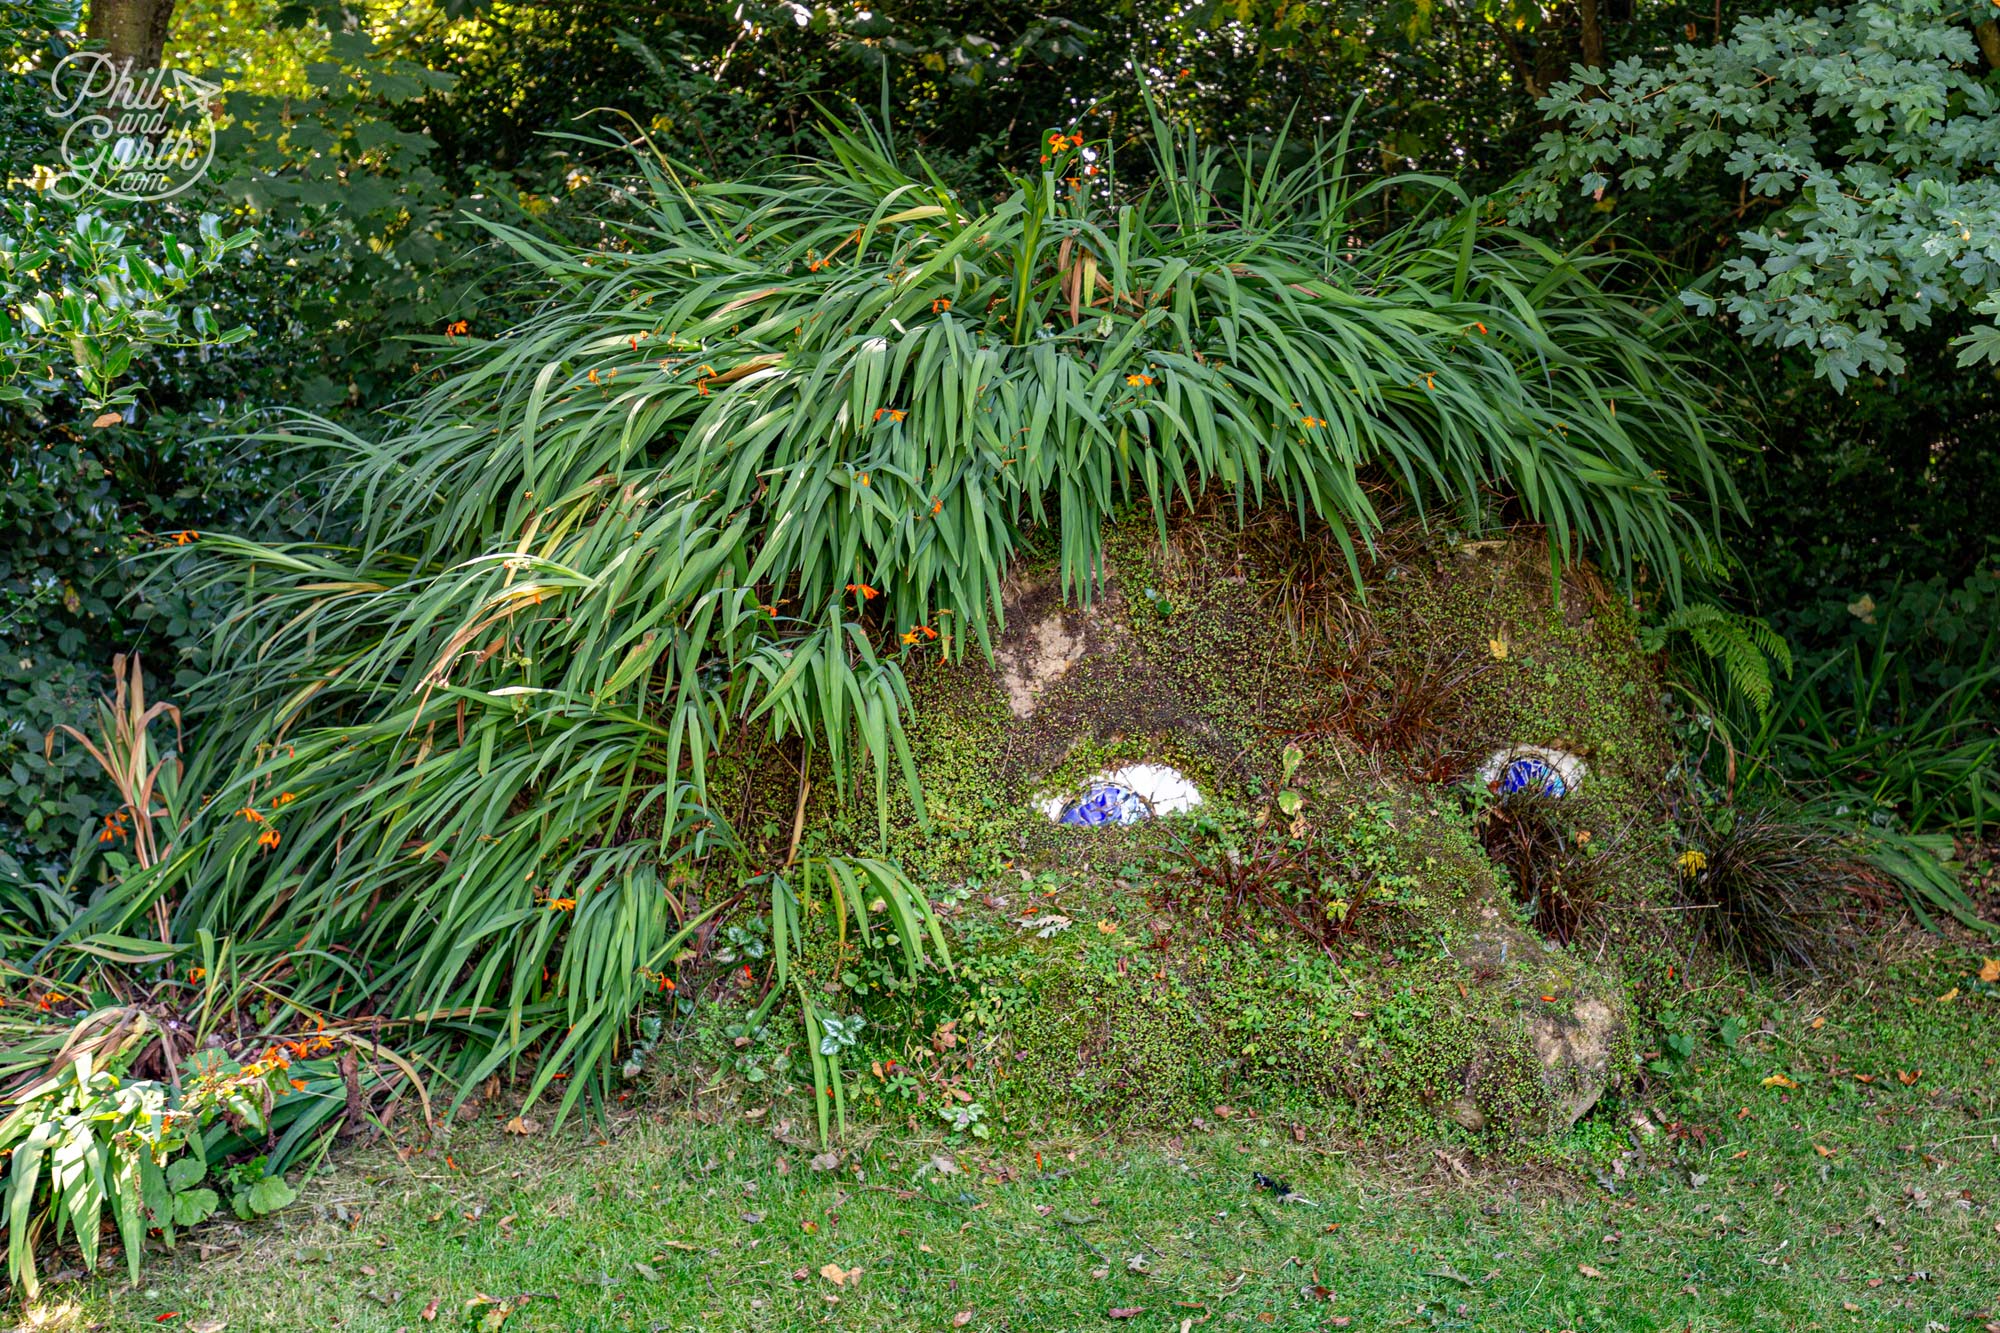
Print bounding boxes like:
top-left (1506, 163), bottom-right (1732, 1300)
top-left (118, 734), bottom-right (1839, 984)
top-left (724, 510), bottom-right (1685, 1140)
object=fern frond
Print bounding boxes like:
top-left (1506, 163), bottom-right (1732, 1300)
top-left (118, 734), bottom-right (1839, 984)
top-left (1642, 603), bottom-right (1793, 718)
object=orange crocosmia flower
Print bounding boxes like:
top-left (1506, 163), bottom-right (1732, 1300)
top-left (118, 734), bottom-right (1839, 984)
top-left (845, 582), bottom-right (880, 600)
top-left (1126, 373), bottom-right (1153, 387)
top-left (587, 369), bottom-right (600, 384)
top-left (931, 497), bottom-right (942, 515)
top-left (921, 625), bottom-right (938, 640)
top-left (276, 791), bottom-right (296, 805)
top-left (238, 806), bottom-right (264, 823)
top-left (931, 298), bottom-right (951, 313)
top-left (1069, 133), bottom-right (1084, 147)
top-left (549, 897), bottom-right (577, 911)
top-left (1474, 322), bottom-right (1488, 335)
top-left (290, 1078), bottom-right (307, 1091)
top-left (901, 630), bottom-right (919, 645)
top-left (257, 828), bottom-right (281, 850)
top-left (172, 530), bottom-right (198, 545)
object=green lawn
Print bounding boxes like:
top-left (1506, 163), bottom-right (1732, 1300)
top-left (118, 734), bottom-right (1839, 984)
top-left (11, 951), bottom-right (1998, 1332)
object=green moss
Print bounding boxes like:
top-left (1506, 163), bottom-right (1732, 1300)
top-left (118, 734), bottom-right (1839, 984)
top-left (1001, 934), bottom-right (1225, 1126)
top-left (697, 509), bottom-right (1694, 1144)
top-left (997, 923), bottom-right (1627, 1140)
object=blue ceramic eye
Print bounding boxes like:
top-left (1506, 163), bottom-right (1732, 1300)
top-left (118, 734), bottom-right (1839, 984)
top-left (1500, 758), bottom-right (1567, 797)
top-left (1059, 783), bottom-right (1145, 826)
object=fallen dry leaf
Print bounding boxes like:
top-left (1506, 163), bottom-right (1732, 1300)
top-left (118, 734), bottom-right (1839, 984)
top-left (819, 1263), bottom-right (860, 1288)
top-left (1854, 1074), bottom-right (1876, 1084)
top-left (91, 412), bottom-right (123, 428)
top-left (503, 1116), bottom-right (539, 1136)
top-left (1577, 1264), bottom-right (1604, 1279)
top-left (1897, 1069), bottom-right (1921, 1086)
top-left (1761, 1074), bottom-right (1798, 1089)
top-left (1810, 1016), bottom-right (1825, 1030)
top-left (1978, 958), bottom-right (1999, 984)
top-left (1108, 1309), bottom-right (1145, 1320)
top-left (1730, 1150), bottom-right (1749, 1160)
top-left (421, 1298), bottom-right (439, 1322)
top-left (1815, 1144), bottom-right (1836, 1158)
top-left (953, 1313), bottom-right (973, 1328)
top-left (1089, 1266), bottom-right (1110, 1280)
top-left (1936, 987), bottom-right (1959, 1004)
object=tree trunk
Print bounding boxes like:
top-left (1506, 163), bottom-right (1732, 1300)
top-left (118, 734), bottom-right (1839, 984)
top-left (85, 0), bottom-right (177, 69)
top-left (1578, 0), bottom-right (1606, 74)
top-left (1976, 19), bottom-right (2000, 73)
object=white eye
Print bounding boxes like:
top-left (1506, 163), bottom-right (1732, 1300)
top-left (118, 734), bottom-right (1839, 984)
top-left (1475, 746), bottom-right (1588, 798)
top-left (1038, 763), bottom-right (1202, 826)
